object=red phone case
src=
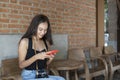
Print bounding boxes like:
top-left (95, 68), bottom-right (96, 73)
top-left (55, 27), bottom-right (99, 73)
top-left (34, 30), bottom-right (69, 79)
top-left (47, 50), bottom-right (59, 55)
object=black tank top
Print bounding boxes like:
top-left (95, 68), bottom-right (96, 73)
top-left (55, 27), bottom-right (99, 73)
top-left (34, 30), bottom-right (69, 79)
top-left (25, 38), bottom-right (48, 70)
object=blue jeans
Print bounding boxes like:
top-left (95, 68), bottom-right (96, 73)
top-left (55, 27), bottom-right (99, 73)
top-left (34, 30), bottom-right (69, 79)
top-left (21, 69), bottom-right (65, 80)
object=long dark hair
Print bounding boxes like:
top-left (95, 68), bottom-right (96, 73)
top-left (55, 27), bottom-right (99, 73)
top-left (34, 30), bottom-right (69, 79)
top-left (19, 14), bottom-right (53, 45)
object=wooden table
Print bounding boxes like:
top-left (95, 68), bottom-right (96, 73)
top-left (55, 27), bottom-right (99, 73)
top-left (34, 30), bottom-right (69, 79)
top-left (50, 59), bottom-right (84, 80)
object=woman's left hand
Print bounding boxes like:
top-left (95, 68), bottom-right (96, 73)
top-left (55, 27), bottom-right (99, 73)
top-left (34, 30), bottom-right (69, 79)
top-left (46, 52), bottom-right (55, 60)
top-left (46, 52), bottom-right (55, 65)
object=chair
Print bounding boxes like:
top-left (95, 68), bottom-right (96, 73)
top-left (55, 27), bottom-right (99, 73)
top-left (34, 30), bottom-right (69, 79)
top-left (68, 47), bottom-right (108, 80)
top-left (68, 48), bottom-right (90, 80)
top-left (89, 47), bottom-right (108, 80)
top-left (49, 68), bottom-right (60, 76)
top-left (104, 45), bottom-right (120, 80)
top-left (0, 67), bottom-right (1, 78)
top-left (1, 58), bottom-right (22, 80)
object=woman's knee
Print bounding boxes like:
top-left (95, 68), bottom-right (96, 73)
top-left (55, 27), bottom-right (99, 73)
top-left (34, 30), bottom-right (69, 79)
top-left (49, 75), bottom-right (65, 80)
top-left (21, 69), bottom-right (35, 80)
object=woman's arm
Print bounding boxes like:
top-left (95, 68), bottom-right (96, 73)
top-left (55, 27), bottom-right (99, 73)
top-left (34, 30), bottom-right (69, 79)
top-left (18, 38), bottom-right (37, 69)
top-left (47, 57), bottom-right (54, 65)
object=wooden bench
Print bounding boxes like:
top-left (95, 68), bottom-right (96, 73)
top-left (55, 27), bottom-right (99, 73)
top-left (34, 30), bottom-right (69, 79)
top-left (0, 58), bottom-right (60, 80)
top-left (1, 58), bottom-right (22, 80)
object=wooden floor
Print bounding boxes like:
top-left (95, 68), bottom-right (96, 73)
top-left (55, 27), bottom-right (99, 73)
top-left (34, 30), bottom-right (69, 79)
top-left (79, 71), bottom-right (120, 80)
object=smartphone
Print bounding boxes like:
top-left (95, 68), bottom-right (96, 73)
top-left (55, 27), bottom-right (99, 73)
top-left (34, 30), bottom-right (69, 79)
top-left (47, 50), bottom-right (59, 55)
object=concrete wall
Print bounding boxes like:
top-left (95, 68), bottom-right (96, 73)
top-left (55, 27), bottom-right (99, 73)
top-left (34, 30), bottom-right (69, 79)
top-left (0, 34), bottom-right (68, 67)
top-left (0, 35), bottom-right (21, 66)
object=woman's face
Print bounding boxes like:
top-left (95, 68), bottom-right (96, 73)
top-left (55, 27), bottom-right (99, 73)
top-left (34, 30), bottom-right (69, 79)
top-left (37, 22), bottom-right (48, 39)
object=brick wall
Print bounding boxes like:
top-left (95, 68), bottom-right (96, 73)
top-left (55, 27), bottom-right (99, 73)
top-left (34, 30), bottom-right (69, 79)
top-left (0, 0), bottom-right (96, 49)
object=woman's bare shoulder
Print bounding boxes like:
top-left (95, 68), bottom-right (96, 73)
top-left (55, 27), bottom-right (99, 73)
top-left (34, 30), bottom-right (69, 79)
top-left (20, 38), bottom-right (28, 44)
top-left (19, 38), bottom-right (29, 48)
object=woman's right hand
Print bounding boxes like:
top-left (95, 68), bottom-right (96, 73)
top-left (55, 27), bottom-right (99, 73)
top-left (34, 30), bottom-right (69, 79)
top-left (35, 52), bottom-right (54, 60)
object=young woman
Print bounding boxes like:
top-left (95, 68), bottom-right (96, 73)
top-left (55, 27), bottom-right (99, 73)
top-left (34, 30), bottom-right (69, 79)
top-left (18, 14), bottom-right (65, 80)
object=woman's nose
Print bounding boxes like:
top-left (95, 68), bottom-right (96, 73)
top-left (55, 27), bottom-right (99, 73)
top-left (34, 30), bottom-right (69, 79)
top-left (41, 30), bottom-right (45, 35)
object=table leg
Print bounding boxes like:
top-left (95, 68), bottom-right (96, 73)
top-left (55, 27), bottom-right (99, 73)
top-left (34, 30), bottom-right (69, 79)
top-left (66, 70), bottom-right (69, 80)
top-left (75, 70), bottom-right (78, 80)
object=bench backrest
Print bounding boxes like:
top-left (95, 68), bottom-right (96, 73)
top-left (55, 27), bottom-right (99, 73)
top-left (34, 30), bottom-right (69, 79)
top-left (1, 58), bottom-right (21, 76)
